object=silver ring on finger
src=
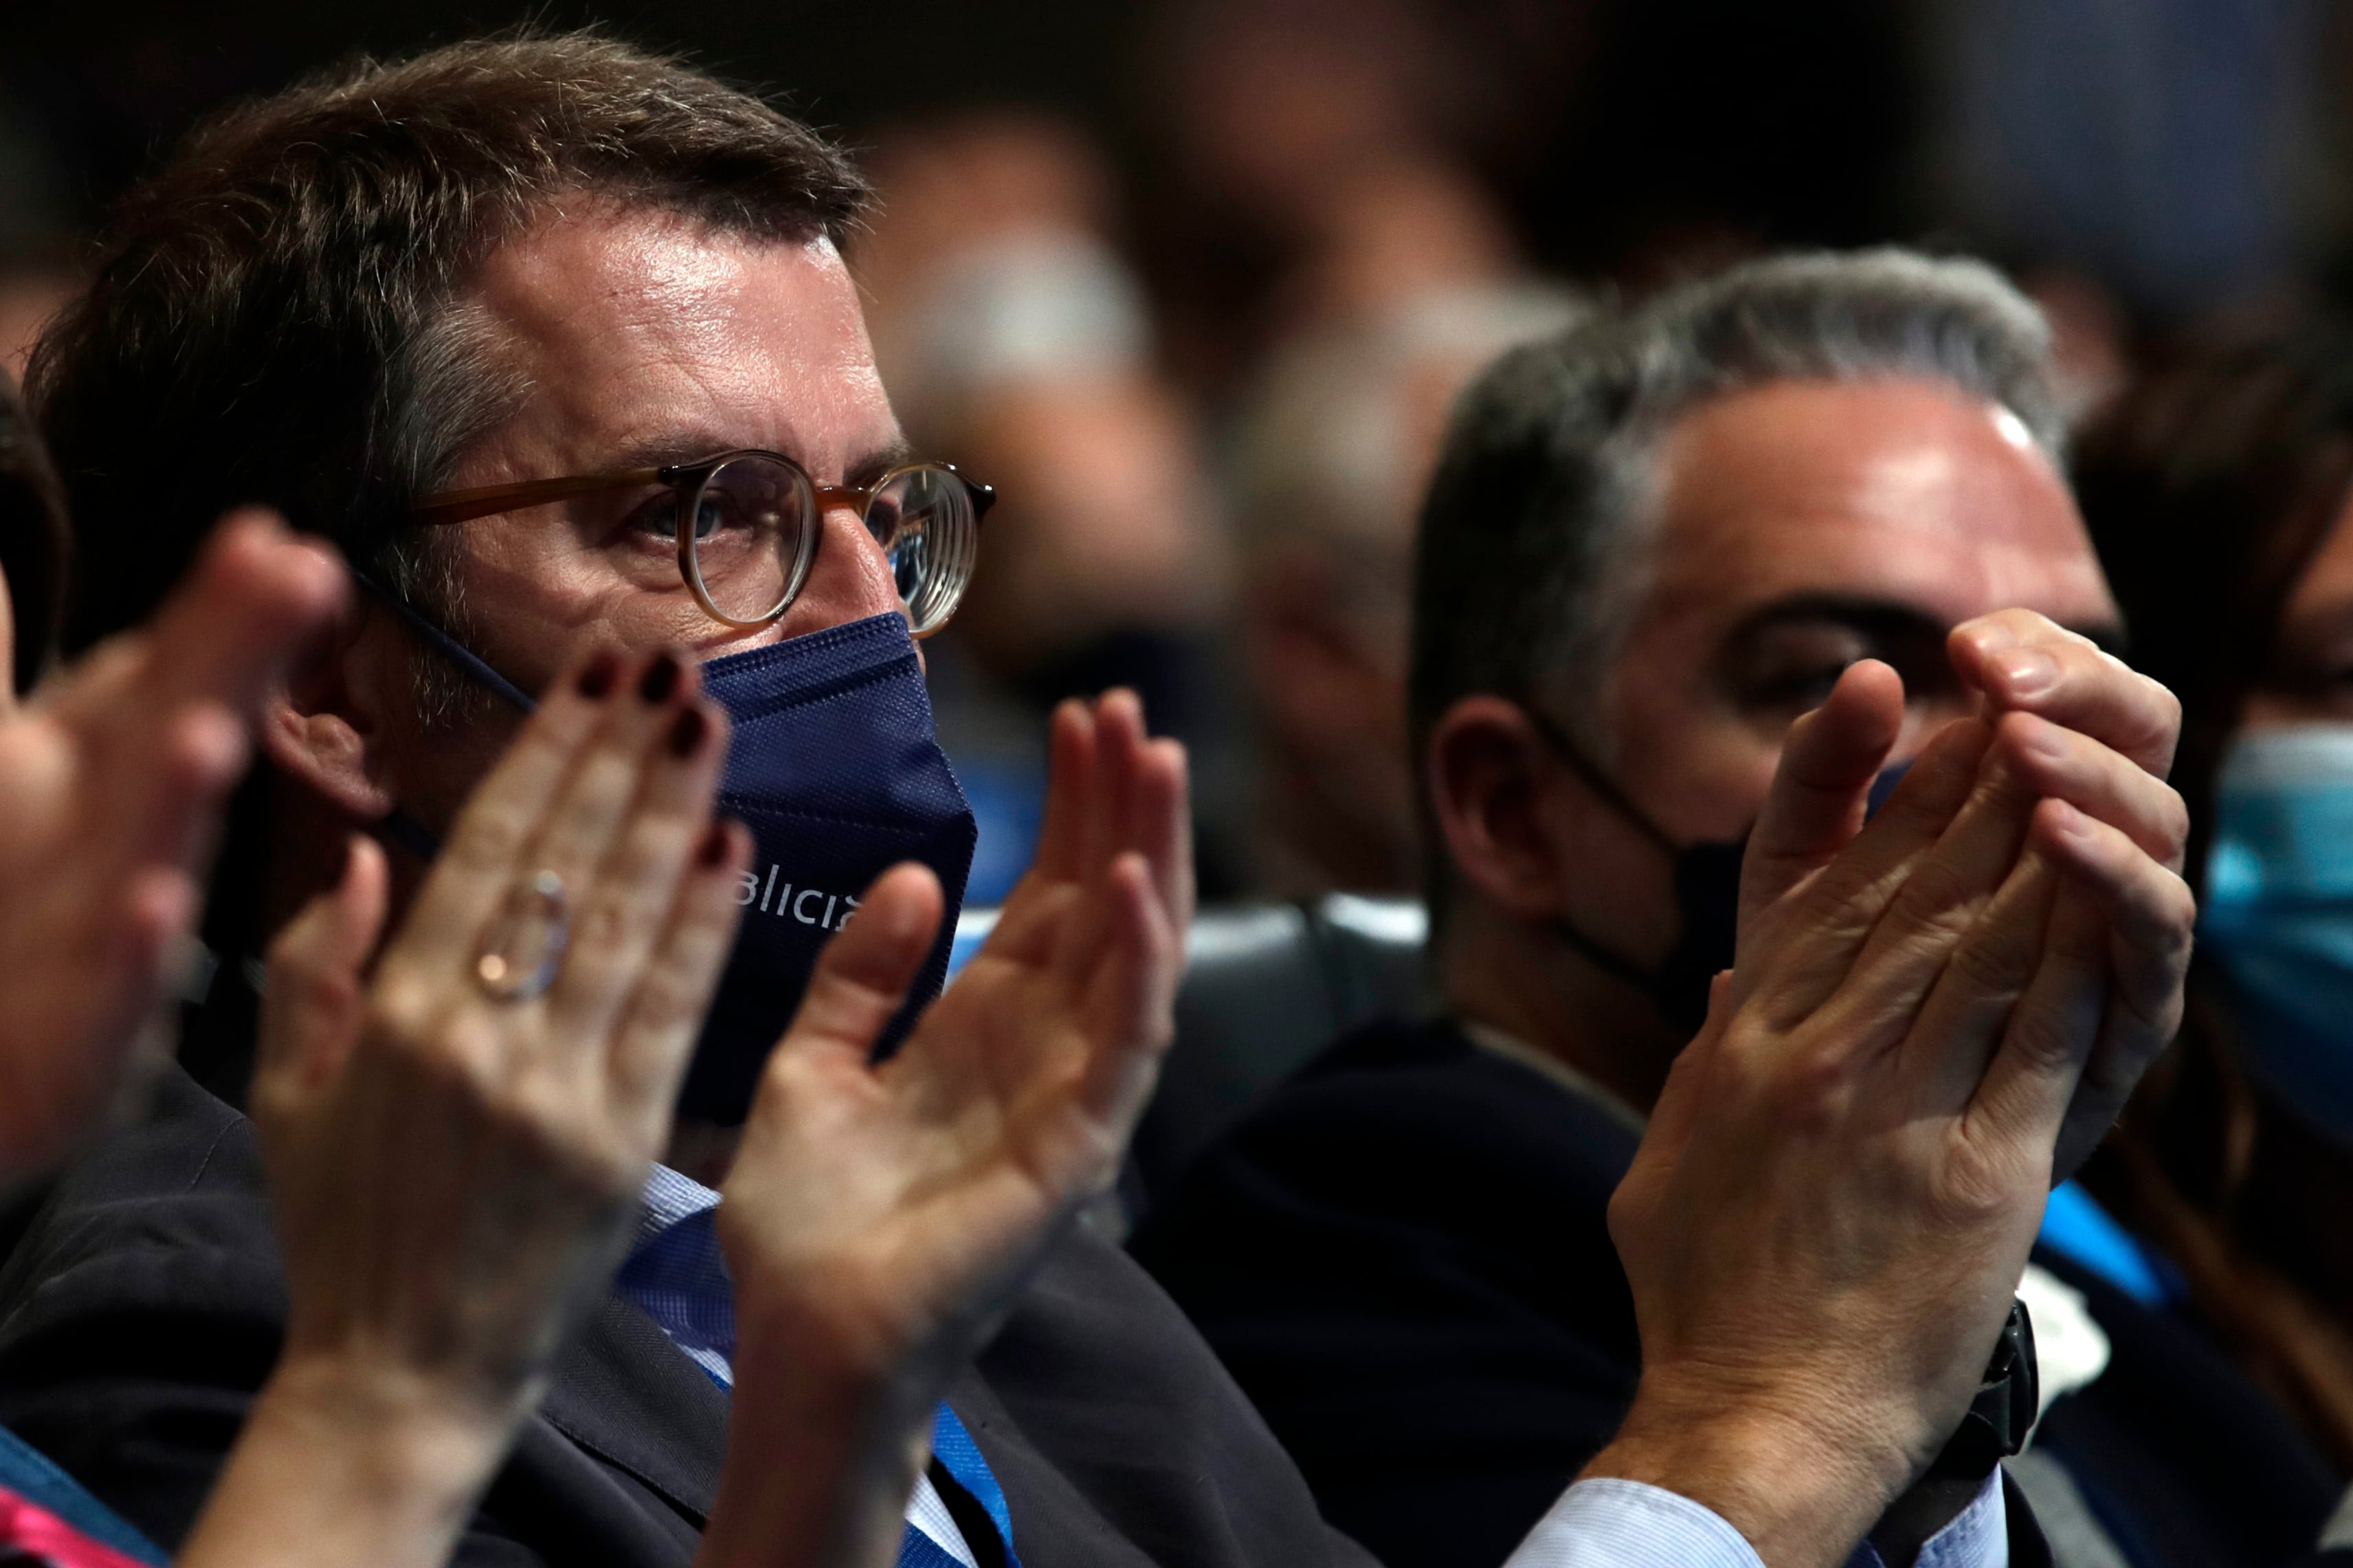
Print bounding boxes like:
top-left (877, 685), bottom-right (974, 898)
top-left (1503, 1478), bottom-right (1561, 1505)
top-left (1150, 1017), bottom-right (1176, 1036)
top-left (475, 869), bottom-right (570, 1003)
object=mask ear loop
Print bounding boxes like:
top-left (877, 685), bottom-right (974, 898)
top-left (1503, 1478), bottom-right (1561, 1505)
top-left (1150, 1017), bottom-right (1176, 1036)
top-left (1516, 699), bottom-right (1681, 856)
top-left (354, 571), bottom-right (539, 714)
top-left (350, 572), bottom-right (541, 861)
top-left (1510, 696), bottom-right (1733, 1012)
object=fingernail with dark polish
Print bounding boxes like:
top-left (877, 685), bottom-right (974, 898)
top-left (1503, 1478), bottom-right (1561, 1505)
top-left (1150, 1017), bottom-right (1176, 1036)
top-left (638, 651), bottom-right (682, 704)
top-left (668, 706), bottom-right (709, 757)
top-left (697, 820), bottom-right (733, 866)
top-left (577, 651), bottom-right (621, 699)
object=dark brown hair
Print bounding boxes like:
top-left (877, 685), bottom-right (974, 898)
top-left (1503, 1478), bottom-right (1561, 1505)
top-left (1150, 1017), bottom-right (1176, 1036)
top-left (0, 372), bottom-right (65, 693)
top-left (2077, 321), bottom-right (2353, 1466)
top-left (28, 30), bottom-right (869, 654)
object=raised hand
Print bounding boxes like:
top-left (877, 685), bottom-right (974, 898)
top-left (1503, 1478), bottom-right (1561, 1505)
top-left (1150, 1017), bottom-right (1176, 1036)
top-left (1589, 647), bottom-right (2192, 1568)
top-left (1945, 610), bottom-right (2191, 1176)
top-left (181, 646), bottom-right (748, 1568)
top-left (0, 510), bottom-right (344, 1178)
top-left (702, 689), bottom-right (1190, 1568)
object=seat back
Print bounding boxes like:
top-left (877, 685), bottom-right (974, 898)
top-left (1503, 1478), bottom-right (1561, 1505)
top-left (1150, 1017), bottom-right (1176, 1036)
top-left (1128, 895), bottom-right (1429, 1217)
top-left (950, 895), bottom-right (1431, 1225)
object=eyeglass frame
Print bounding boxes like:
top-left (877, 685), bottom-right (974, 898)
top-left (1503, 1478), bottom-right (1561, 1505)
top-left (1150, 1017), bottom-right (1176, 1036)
top-left (408, 449), bottom-right (996, 634)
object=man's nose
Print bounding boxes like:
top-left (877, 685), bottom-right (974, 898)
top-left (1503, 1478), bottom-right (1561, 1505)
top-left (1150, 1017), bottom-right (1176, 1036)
top-left (775, 502), bottom-right (904, 640)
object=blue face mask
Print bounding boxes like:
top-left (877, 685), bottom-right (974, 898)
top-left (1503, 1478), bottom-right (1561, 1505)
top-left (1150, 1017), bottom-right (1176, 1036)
top-left (2200, 724), bottom-right (2353, 1148)
top-left (369, 590), bottom-right (977, 1125)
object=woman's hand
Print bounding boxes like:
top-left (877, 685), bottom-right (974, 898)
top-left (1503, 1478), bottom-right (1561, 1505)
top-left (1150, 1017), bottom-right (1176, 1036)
top-left (181, 645), bottom-right (750, 1568)
top-left (699, 690), bottom-right (1190, 1568)
top-left (0, 511), bottom-right (343, 1178)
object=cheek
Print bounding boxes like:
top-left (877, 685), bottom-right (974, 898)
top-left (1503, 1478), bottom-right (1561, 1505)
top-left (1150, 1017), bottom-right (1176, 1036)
top-left (1609, 663), bottom-right (1785, 842)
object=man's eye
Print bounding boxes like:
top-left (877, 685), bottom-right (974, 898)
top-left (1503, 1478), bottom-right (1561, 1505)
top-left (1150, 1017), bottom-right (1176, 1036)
top-left (623, 493), bottom-right (679, 540)
top-left (1747, 663), bottom-right (1851, 712)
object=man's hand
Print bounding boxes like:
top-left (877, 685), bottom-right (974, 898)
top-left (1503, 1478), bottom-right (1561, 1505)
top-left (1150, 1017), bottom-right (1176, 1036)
top-left (186, 646), bottom-right (747, 1568)
top-left (701, 689), bottom-right (1190, 1568)
top-left (1947, 609), bottom-right (2190, 1176)
top-left (1590, 639), bottom-right (2192, 1567)
top-left (0, 510), bottom-right (344, 1178)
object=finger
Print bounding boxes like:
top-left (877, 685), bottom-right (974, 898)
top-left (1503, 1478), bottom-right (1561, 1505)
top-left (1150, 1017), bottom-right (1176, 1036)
top-left (111, 703), bottom-right (250, 874)
top-left (1740, 658), bottom-right (1904, 922)
top-left (390, 645), bottom-right (631, 972)
top-left (1073, 851), bottom-right (1183, 1143)
top-left (71, 512), bottom-right (346, 727)
top-left (606, 819), bottom-right (755, 1150)
top-left (1057, 691), bottom-right (1147, 980)
top-left (1898, 850), bottom-right (2062, 1120)
top-left (545, 693), bottom-right (731, 1046)
top-left (1137, 738), bottom-right (1194, 938)
top-left (2029, 799), bottom-right (2196, 1179)
top-left (1992, 710), bottom-right (2189, 871)
top-left (1948, 612), bottom-right (2180, 778)
top-left (990, 699), bottom-right (1111, 968)
top-left (774, 862), bottom-right (945, 1073)
top-left (1029, 701), bottom-right (1095, 884)
top-left (256, 837), bottom-right (390, 1104)
top-left (1741, 717), bottom-right (1994, 1025)
top-left (1084, 690), bottom-right (1146, 885)
top-left (516, 651), bottom-right (700, 925)
top-left (1811, 742), bottom-right (2043, 1044)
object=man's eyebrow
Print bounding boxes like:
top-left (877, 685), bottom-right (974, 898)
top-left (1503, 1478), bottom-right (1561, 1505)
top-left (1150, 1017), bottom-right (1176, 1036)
top-left (1728, 592), bottom-right (2128, 657)
top-left (846, 439), bottom-right (915, 488)
top-left (601, 432), bottom-right (755, 472)
top-left (1728, 593), bottom-right (1955, 648)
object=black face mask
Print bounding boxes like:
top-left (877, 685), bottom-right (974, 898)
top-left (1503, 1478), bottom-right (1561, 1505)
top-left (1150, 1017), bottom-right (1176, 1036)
top-left (1521, 706), bottom-right (1746, 1038)
top-left (1528, 708), bottom-right (1917, 1040)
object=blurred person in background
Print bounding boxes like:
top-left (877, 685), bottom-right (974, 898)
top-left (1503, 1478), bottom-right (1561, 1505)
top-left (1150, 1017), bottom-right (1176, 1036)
top-left (1134, 251), bottom-right (2209, 1568)
top-left (2059, 322), bottom-right (2353, 1558)
top-left (1228, 282), bottom-right (1585, 896)
top-left (856, 113), bottom-right (1247, 896)
top-left (1137, 0), bottom-right (1537, 392)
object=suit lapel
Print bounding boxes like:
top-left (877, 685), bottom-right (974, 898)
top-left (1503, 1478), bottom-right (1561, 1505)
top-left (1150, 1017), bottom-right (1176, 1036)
top-left (539, 1293), bottom-right (731, 1524)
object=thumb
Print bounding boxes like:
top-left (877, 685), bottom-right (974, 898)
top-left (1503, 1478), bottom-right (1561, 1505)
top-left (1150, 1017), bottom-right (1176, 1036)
top-left (772, 862), bottom-right (944, 1070)
top-left (256, 836), bottom-right (388, 1104)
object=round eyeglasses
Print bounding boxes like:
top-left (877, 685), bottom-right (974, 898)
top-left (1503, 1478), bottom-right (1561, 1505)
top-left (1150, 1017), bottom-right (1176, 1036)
top-left (410, 450), bottom-right (996, 636)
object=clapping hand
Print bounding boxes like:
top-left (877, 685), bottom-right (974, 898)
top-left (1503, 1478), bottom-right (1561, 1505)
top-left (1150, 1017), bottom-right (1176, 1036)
top-left (701, 690), bottom-right (1190, 1568)
top-left (0, 511), bottom-right (343, 1178)
top-left (1591, 615), bottom-right (2192, 1568)
top-left (183, 646), bottom-right (748, 1568)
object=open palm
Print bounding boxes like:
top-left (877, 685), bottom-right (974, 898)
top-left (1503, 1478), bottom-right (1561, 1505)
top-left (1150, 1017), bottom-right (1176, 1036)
top-left (719, 689), bottom-right (1191, 1377)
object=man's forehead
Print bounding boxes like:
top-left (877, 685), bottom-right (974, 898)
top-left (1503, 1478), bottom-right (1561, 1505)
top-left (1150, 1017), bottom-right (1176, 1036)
top-left (460, 205), bottom-right (898, 473)
top-left (1644, 376), bottom-right (2116, 634)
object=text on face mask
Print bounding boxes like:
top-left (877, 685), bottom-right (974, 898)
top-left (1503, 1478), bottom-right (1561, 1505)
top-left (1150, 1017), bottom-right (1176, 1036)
top-left (737, 864), bottom-right (861, 931)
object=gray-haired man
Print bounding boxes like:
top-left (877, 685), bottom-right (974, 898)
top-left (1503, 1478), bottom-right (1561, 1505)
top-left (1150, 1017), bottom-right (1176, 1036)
top-left (1135, 251), bottom-right (2198, 1568)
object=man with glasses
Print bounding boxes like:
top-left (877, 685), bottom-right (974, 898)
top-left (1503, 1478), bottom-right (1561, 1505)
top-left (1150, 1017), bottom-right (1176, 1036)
top-left (0, 33), bottom-right (2185, 1568)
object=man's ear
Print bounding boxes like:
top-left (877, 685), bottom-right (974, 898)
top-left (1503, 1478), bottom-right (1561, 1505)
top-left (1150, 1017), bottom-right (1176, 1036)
top-left (1425, 694), bottom-right (1578, 921)
top-left (259, 603), bottom-right (399, 822)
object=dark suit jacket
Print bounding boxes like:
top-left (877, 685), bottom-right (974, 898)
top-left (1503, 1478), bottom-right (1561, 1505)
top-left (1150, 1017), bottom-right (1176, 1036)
top-left (1130, 1015), bottom-right (2055, 1568)
top-left (0, 1066), bottom-right (1376, 1568)
top-left (2022, 1248), bottom-right (2340, 1568)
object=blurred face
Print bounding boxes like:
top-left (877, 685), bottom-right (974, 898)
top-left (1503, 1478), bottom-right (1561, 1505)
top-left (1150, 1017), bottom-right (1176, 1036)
top-left (2240, 491), bottom-right (2353, 732)
top-left (368, 205), bottom-right (910, 834)
top-left (1572, 377), bottom-right (2121, 960)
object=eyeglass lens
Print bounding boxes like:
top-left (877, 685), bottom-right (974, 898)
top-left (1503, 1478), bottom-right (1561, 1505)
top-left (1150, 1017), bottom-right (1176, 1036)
top-left (684, 454), bottom-right (817, 625)
top-left (684, 454), bottom-right (977, 633)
